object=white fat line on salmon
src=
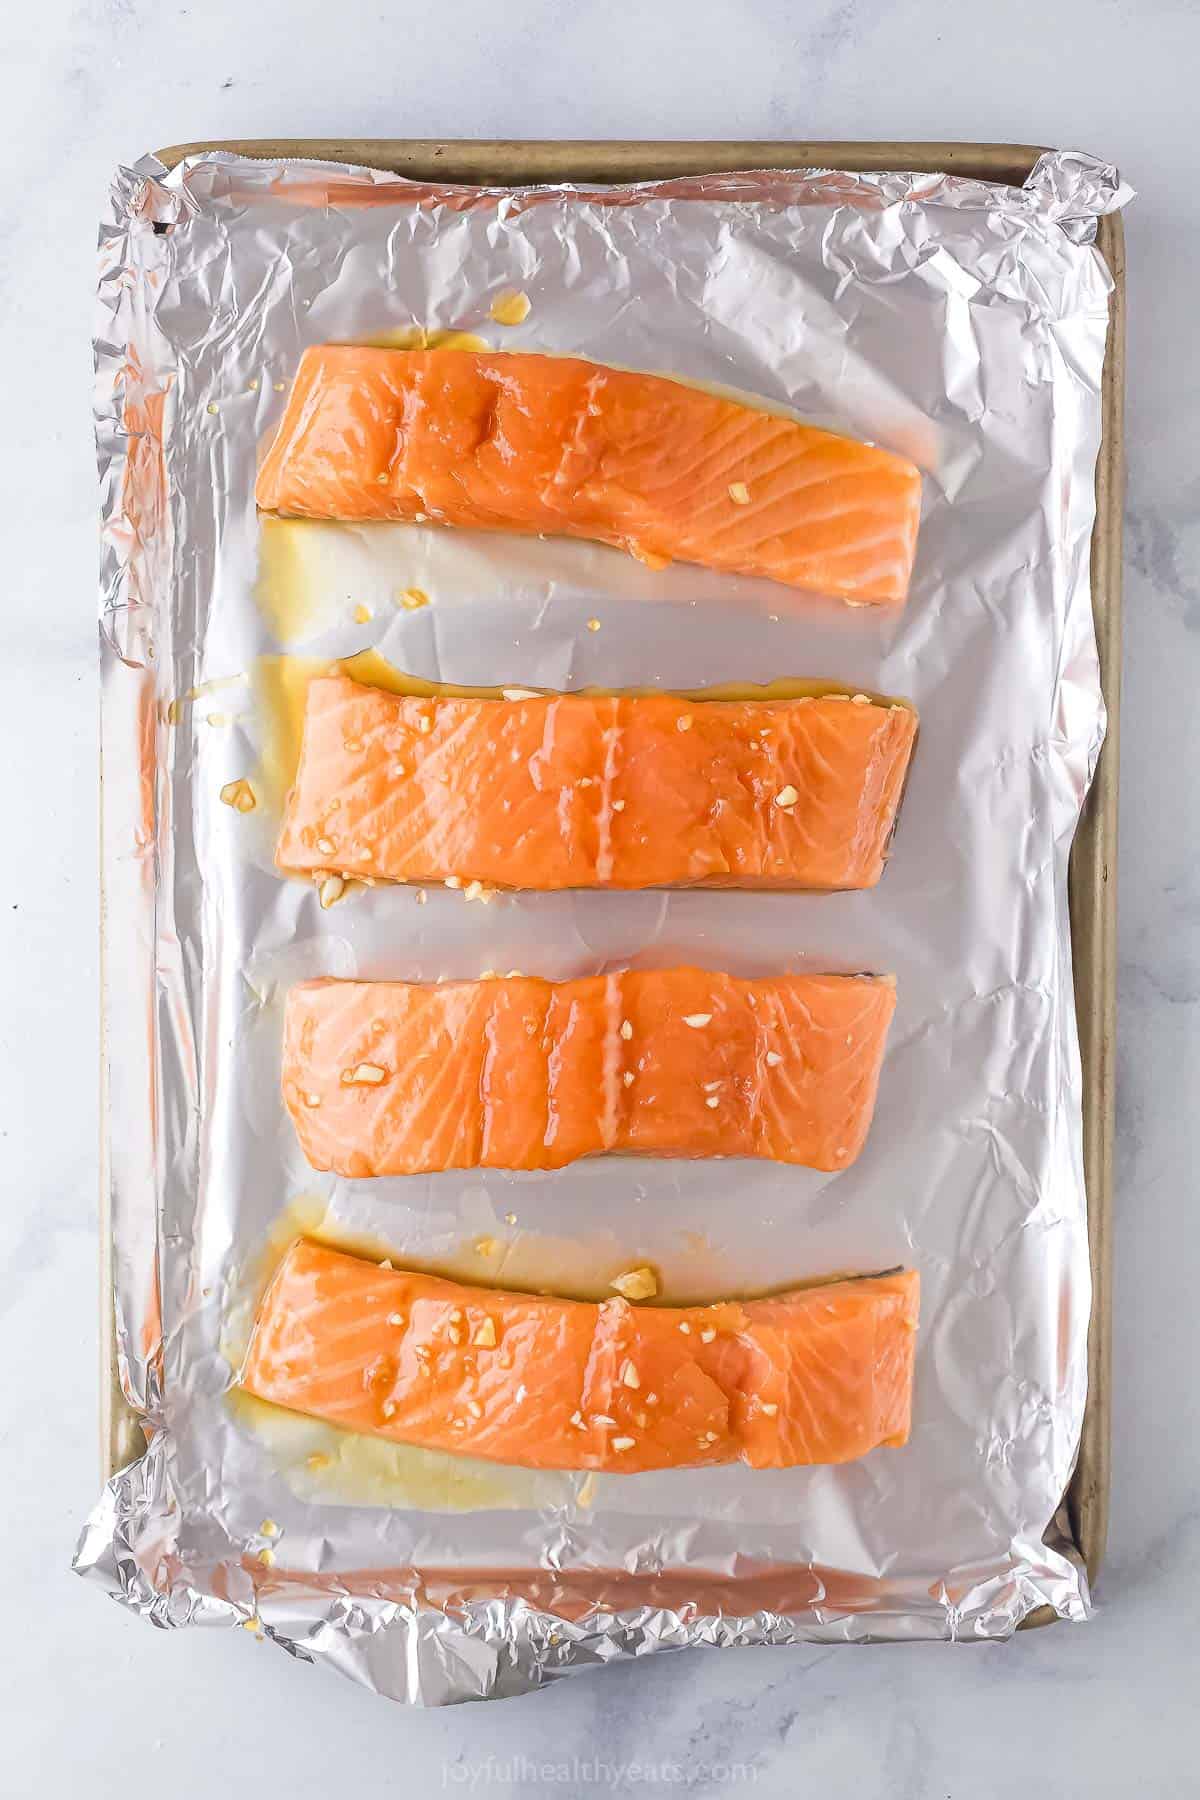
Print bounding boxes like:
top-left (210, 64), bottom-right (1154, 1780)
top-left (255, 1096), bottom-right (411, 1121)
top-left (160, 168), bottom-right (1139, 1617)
top-left (601, 971), bottom-right (625, 1150)
top-left (594, 707), bottom-right (623, 885)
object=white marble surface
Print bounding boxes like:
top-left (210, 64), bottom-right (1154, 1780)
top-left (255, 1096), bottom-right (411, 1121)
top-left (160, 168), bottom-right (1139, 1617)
top-left (1, 1), bottom-right (1194, 1793)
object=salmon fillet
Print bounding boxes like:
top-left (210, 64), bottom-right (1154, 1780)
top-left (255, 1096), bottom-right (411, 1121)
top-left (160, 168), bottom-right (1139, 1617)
top-left (277, 675), bottom-right (917, 892)
top-left (241, 1242), bottom-right (919, 1472)
top-left (282, 969), bottom-right (896, 1176)
top-left (255, 347), bottom-right (922, 604)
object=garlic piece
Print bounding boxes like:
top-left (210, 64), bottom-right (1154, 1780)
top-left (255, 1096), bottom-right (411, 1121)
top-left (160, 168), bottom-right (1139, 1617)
top-left (609, 1266), bottom-right (658, 1302)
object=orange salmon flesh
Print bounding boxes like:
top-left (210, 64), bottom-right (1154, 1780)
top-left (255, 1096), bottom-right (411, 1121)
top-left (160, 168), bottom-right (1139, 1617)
top-left (278, 676), bottom-right (918, 892)
top-left (255, 347), bottom-right (922, 604)
top-left (240, 1241), bottom-right (920, 1473)
top-left (282, 969), bottom-right (896, 1176)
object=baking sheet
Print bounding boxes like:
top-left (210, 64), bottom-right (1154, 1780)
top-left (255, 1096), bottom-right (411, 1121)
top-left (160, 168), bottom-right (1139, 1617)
top-left (79, 145), bottom-right (1130, 1701)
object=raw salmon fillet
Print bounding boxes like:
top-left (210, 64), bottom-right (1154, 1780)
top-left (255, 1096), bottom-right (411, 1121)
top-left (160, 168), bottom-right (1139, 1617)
top-left (277, 675), bottom-right (918, 892)
top-left (255, 347), bottom-right (922, 604)
top-left (282, 968), bottom-right (896, 1176)
top-left (242, 1243), bottom-right (919, 1472)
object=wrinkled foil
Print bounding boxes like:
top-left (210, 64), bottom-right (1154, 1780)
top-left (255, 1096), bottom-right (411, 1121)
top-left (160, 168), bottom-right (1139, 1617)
top-left (78, 148), bottom-right (1129, 1704)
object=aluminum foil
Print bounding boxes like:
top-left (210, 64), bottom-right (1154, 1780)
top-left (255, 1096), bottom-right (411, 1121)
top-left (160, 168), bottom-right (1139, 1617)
top-left (77, 148), bottom-right (1131, 1704)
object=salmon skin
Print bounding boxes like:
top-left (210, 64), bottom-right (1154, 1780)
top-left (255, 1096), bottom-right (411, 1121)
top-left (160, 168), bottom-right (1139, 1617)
top-left (282, 968), bottom-right (896, 1177)
top-left (255, 347), bottom-right (922, 605)
top-left (278, 675), bottom-right (918, 892)
top-left (241, 1242), bottom-right (919, 1473)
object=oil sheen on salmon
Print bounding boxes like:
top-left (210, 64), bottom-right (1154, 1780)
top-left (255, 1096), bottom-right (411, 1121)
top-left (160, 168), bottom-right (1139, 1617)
top-left (281, 968), bottom-right (897, 1176)
top-left (256, 347), bottom-right (923, 604)
top-left (241, 1241), bottom-right (920, 1473)
top-left (278, 673), bottom-right (918, 891)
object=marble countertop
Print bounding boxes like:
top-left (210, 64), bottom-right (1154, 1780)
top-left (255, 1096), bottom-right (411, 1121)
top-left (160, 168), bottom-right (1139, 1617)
top-left (3, 1), bottom-right (1194, 1793)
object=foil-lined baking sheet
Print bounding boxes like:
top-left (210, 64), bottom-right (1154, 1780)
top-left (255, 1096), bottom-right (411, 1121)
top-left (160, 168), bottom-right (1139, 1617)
top-left (78, 148), bottom-right (1130, 1704)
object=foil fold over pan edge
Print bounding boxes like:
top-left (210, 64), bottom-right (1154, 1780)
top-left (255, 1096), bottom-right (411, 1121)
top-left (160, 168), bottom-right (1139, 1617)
top-left (79, 148), bottom-right (1126, 1705)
